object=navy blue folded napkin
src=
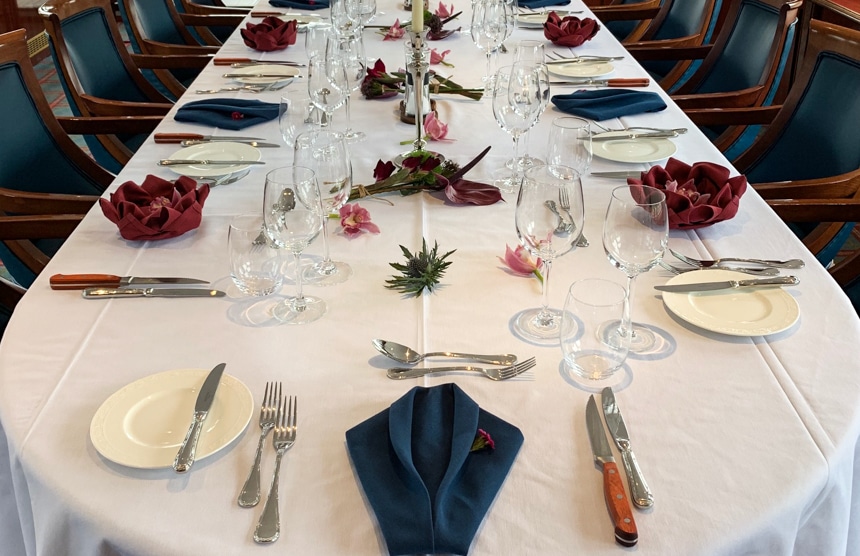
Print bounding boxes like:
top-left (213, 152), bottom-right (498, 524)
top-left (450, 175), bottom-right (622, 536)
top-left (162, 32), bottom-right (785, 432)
top-left (174, 99), bottom-right (279, 131)
top-left (518, 0), bottom-right (570, 8)
top-left (346, 384), bottom-right (524, 556)
top-left (551, 89), bottom-right (667, 121)
top-left (268, 0), bottom-right (329, 9)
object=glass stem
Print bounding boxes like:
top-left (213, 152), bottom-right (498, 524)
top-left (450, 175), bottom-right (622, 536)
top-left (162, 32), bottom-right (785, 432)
top-left (293, 252), bottom-right (307, 312)
top-left (344, 94), bottom-right (352, 134)
top-left (510, 133), bottom-right (522, 181)
top-left (537, 259), bottom-right (553, 323)
top-left (521, 129), bottom-right (531, 162)
top-left (623, 273), bottom-right (636, 338)
top-left (318, 217), bottom-right (335, 274)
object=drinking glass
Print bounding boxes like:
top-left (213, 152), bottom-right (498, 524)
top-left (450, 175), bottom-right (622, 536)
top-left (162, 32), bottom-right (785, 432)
top-left (229, 214), bottom-right (283, 297)
top-left (293, 129), bottom-right (353, 286)
top-left (547, 116), bottom-right (592, 175)
top-left (471, 0), bottom-right (509, 84)
top-left (357, 0), bottom-right (376, 25)
top-left (279, 96), bottom-right (321, 147)
top-left (509, 40), bottom-right (548, 170)
top-left (514, 164), bottom-right (585, 342)
top-left (330, 0), bottom-right (359, 36)
top-left (305, 23), bottom-right (332, 62)
top-left (492, 64), bottom-right (543, 192)
top-left (263, 166), bottom-right (325, 324)
top-left (602, 185), bottom-right (668, 353)
top-left (560, 278), bottom-right (630, 381)
top-left (308, 57), bottom-right (346, 128)
top-left (328, 32), bottom-right (367, 143)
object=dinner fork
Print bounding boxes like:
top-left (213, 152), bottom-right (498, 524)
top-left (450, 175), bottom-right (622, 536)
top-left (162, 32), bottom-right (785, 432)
top-left (254, 395), bottom-right (297, 544)
top-left (560, 187), bottom-right (589, 248)
top-left (670, 248), bottom-right (805, 269)
top-left (659, 260), bottom-right (779, 276)
top-left (387, 357), bottom-right (536, 380)
top-left (238, 382), bottom-right (281, 508)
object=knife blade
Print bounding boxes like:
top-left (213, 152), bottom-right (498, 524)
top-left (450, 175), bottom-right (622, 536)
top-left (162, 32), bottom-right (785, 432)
top-left (213, 58), bottom-right (305, 67)
top-left (81, 287), bottom-right (226, 298)
top-left (654, 276), bottom-right (799, 293)
top-left (601, 387), bottom-right (653, 509)
top-left (590, 171), bottom-right (645, 179)
top-left (50, 273), bottom-right (208, 290)
top-left (153, 133), bottom-right (266, 144)
top-left (545, 56), bottom-right (622, 65)
top-left (180, 140), bottom-right (280, 148)
top-left (551, 78), bottom-right (650, 87)
top-left (586, 395), bottom-right (638, 547)
top-left (222, 73), bottom-right (299, 78)
top-left (592, 131), bottom-right (679, 141)
top-left (173, 363), bottom-right (227, 473)
top-left (157, 159), bottom-right (266, 166)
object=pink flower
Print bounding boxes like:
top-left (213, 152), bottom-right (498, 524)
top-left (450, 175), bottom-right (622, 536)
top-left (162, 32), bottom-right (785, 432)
top-left (430, 48), bottom-right (453, 67)
top-left (383, 19), bottom-right (405, 40)
top-left (423, 112), bottom-right (452, 142)
top-left (498, 244), bottom-right (543, 282)
top-left (435, 2), bottom-right (454, 18)
top-left (470, 429), bottom-right (495, 452)
top-left (339, 203), bottom-right (380, 238)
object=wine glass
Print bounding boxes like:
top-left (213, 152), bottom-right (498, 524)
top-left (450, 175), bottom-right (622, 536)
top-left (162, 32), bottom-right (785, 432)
top-left (509, 41), bottom-right (548, 171)
top-left (602, 185), bottom-right (669, 353)
top-left (305, 23), bottom-right (332, 62)
top-left (546, 116), bottom-right (592, 175)
top-left (278, 96), bottom-right (321, 148)
top-left (357, 0), bottom-right (376, 25)
top-left (330, 0), bottom-right (359, 37)
top-left (327, 32), bottom-right (367, 143)
top-left (293, 129), bottom-right (353, 286)
top-left (471, 0), bottom-right (509, 85)
top-left (308, 56), bottom-right (346, 128)
top-left (514, 164), bottom-right (585, 343)
top-left (263, 166), bottom-right (325, 325)
top-left (492, 64), bottom-right (543, 192)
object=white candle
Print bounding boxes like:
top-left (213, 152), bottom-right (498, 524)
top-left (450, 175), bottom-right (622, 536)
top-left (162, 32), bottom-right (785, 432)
top-left (412, 0), bottom-right (423, 31)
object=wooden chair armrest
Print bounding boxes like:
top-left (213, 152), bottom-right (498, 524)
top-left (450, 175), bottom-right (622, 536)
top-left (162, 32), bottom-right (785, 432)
top-left (0, 188), bottom-right (98, 214)
top-left (0, 215), bottom-right (85, 239)
top-left (590, 3), bottom-right (661, 21)
top-left (753, 170), bottom-right (860, 201)
top-left (80, 96), bottom-right (172, 117)
top-left (674, 86), bottom-right (765, 110)
top-left (764, 199), bottom-right (860, 222)
top-left (58, 116), bottom-right (162, 135)
top-left (178, 13), bottom-right (245, 26)
top-left (626, 44), bottom-right (712, 61)
top-left (684, 105), bottom-right (782, 126)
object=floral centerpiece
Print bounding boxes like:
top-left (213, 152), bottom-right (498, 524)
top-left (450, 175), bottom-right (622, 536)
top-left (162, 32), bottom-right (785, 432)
top-left (361, 59), bottom-right (483, 101)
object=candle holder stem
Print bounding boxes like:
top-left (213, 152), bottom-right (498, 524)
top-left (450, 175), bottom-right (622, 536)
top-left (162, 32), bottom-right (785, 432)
top-left (396, 29), bottom-right (445, 165)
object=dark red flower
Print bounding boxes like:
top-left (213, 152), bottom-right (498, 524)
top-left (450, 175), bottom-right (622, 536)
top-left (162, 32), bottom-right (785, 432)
top-left (444, 179), bottom-right (502, 206)
top-left (543, 12), bottom-right (600, 47)
top-left (231, 111), bottom-right (244, 120)
top-left (373, 160), bottom-right (397, 181)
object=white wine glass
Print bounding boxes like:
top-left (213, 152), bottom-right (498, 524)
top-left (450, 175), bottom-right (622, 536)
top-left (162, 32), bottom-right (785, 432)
top-left (329, 32), bottom-right (367, 143)
top-left (602, 185), bottom-right (668, 353)
top-left (514, 164), bottom-right (585, 343)
top-left (330, 0), bottom-right (359, 36)
top-left (492, 64), bottom-right (542, 192)
top-left (263, 166), bottom-right (325, 324)
top-left (293, 129), bottom-right (353, 286)
top-left (471, 0), bottom-right (508, 84)
top-left (509, 41), bottom-right (548, 171)
top-left (308, 57), bottom-right (346, 128)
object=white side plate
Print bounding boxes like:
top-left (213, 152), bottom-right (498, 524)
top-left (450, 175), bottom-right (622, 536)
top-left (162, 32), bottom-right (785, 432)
top-left (590, 131), bottom-right (677, 163)
top-left (517, 13), bottom-right (547, 28)
top-left (90, 369), bottom-right (253, 469)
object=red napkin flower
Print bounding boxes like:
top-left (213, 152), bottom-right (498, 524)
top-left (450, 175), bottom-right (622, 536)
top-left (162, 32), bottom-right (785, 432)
top-left (543, 12), bottom-right (600, 47)
top-left (628, 157), bottom-right (748, 229)
top-left (241, 16), bottom-right (298, 52)
top-left (99, 175), bottom-right (210, 241)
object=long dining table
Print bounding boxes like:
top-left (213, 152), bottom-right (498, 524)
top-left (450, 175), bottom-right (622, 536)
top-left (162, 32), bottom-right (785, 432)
top-left (2, 1), bottom-right (860, 554)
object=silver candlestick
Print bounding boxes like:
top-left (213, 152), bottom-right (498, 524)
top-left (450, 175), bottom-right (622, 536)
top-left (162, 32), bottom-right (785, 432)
top-left (397, 29), bottom-right (445, 164)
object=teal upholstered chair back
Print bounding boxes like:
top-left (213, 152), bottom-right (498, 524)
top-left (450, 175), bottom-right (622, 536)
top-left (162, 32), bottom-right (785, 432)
top-left (652, 0), bottom-right (714, 41)
top-left (605, 0), bottom-right (657, 42)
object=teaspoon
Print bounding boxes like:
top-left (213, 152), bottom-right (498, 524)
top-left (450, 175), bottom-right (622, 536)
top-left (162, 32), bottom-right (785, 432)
top-left (372, 339), bottom-right (517, 366)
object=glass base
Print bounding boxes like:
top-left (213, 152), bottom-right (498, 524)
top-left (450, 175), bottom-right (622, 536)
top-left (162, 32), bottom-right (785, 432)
top-left (302, 260), bottom-right (352, 286)
top-left (272, 295), bottom-right (326, 324)
top-left (343, 129), bottom-right (366, 143)
top-left (513, 307), bottom-right (572, 344)
top-left (505, 155), bottom-right (543, 171)
top-left (602, 320), bottom-right (665, 356)
top-left (492, 168), bottom-right (521, 194)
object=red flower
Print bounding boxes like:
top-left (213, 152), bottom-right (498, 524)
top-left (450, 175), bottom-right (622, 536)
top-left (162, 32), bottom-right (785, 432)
top-left (231, 111), bottom-right (244, 120)
top-left (543, 12), bottom-right (600, 47)
top-left (373, 160), bottom-right (397, 181)
top-left (444, 179), bottom-right (502, 206)
top-left (470, 429), bottom-right (495, 452)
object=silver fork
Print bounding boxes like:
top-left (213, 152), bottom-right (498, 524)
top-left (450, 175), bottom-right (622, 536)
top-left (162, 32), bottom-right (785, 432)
top-left (254, 395), bottom-right (297, 544)
top-left (386, 357), bottom-right (537, 380)
top-left (559, 187), bottom-right (589, 248)
top-left (238, 382), bottom-right (281, 508)
top-left (659, 260), bottom-right (779, 276)
top-left (669, 248), bottom-right (805, 269)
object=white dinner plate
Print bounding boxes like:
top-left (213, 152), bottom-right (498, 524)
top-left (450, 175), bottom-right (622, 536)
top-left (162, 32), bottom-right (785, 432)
top-left (90, 368), bottom-right (254, 469)
top-left (589, 131), bottom-right (677, 163)
top-left (230, 64), bottom-right (300, 85)
top-left (660, 269), bottom-right (800, 336)
top-left (548, 61), bottom-right (614, 79)
top-left (284, 13), bottom-right (322, 25)
top-left (517, 13), bottom-right (547, 28)
top-left (165, 142), bottom-right (262, 178)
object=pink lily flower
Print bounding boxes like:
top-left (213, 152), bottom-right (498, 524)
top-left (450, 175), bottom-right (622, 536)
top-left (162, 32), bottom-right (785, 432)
top-left (435, 2), bottom-right (454, 18)
top-left (339, 203), bottom-right (380, 238)
top-left (383, 19), bottom-right (405, 40)
top-left (499, 244), bottom-right (543, 282)
top-left (430, 48), bottom-right (454, 67)
top-left (423, 112), bottom-right (453, 142)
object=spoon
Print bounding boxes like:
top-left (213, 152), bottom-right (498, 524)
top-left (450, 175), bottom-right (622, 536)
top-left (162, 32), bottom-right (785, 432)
top-left (372, 339), bottom-right (517, 366)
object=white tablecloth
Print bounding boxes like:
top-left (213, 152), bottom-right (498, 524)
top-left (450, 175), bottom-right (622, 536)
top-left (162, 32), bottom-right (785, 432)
top-left (2, 2), bottom-right (860, 554)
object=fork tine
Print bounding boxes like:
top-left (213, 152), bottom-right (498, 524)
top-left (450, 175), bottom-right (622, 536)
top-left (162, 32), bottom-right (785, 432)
top-left (499, 357), bottom-right (536, 378)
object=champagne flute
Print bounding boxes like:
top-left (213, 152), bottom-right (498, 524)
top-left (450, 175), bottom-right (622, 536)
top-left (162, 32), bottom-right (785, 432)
top-left (293, 129), bottom-right (353, 286)
top-left (263, 166), bottom-right (325, 325)
top-left (328, 32), bottom-right (367, 143)
top-left (514, 164), bottom-right (585, 343)
top-left (602, 185), bottom-right (668, 353)
top-left (492, 64), bottom-right (543, 192)
top-left (308, 57), bottom-right (346, 128)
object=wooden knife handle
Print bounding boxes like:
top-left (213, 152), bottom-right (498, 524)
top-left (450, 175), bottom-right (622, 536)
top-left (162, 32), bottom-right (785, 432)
top-left (607, 79), bottom-right (650, 87)
top-left (50, 274), bottom-right (122, 290)
top-left (602, 461), bottom-right (638, 547)
top-left (213, 57), bottom-right (253, 65)
top-left (154, 133), bottom-right (205, 143)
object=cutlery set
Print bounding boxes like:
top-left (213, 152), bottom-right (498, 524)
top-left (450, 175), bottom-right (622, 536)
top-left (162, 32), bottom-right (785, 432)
top-left (655, 249), bottom-right (805, 293)
top-left (49, 273), bottom-right (225, 298)
top-left (372, 339), bottom-right (533, 381)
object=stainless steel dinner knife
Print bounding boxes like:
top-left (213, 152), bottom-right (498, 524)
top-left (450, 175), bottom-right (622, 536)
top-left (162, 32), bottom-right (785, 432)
top-left (153, 133), bottom-right (266, 143)
top-left (158, 159), bottom-right (266, 166)
top-left (50, 273), bottom-right (208, 290)
top-left (586, 395), bottom-right (638, 547)
top-left (601, 387), bottom-right (653, 509)
top-left (222, 73), bottom-right (298, 78)
top-left (654, 276), bottom-right (799, 293)
top-left (591, 131), bottom-right (679, 141)
top-left (590, 171), bottom-right (645, 179)
top-left (81, 288), bottom-right (226, 298)
top-left (180, 140), bottom-right (280, 148)
top-left (173, 363), bottom-right (227, 473)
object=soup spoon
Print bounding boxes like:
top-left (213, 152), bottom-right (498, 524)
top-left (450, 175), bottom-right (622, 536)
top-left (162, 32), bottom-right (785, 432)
top-left (372, 339), bottom-right (518, 366)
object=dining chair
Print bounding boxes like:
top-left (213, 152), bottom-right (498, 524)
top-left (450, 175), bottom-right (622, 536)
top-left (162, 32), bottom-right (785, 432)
top-left (686, 19), bottom-right (860, 289)
top-left (627, 0), bottom-right (802, 158)
top-left (39, 0), bottom-right (210, 172)
top-left (0, 28), bottom-right (152, 287)
top-left (585, 0), bottom-right (666, 42)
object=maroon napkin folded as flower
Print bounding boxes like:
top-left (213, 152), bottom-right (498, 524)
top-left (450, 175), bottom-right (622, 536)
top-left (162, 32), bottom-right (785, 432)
top-left (543, 12), bottom-right (600, 47)
top-left (241, 16), bottom-right (298, 52)
top-left (628, 157), bottom-right (748, 229)
top-left (99, 175), bottom-right (210, 241)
